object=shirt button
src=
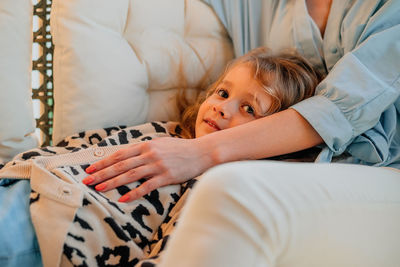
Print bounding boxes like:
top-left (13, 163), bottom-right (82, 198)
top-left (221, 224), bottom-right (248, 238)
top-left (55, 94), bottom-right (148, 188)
top-left (94, 148), bottom-right (105, 157)
top-left (62, 187), bottom-right (72, 195)
top-left (331, 47), bottom-right (338, 54)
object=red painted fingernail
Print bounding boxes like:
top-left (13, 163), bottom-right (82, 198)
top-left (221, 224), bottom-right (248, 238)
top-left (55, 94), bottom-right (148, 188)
top-left (95, 183), bottom-right (106, 191)
top-left (118, 195), bottom-right (130, 203)
top-left (85, 166), bottom-right (96, 174)
top-left (82, 176), bottom-right (95, 185)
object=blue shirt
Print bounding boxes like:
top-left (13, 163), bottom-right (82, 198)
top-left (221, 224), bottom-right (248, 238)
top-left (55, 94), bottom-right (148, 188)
top-left (203, 0), bottom-right (400, 168)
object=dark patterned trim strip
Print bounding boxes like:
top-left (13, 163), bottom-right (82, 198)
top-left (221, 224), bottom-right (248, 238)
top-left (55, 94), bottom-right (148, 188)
top-left (32, 0), bottom-right (54, 146)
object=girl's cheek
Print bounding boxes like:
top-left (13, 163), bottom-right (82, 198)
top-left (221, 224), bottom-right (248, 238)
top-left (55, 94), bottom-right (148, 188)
top-left (199, 100), bottom-right (211, 114)
top-left (233, 116), bottom-right (254, 128)
top-left (196, 103), bottom-right (207, 123)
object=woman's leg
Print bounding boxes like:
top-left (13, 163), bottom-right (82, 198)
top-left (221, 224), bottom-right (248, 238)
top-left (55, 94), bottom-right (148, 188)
top-left (159, 161), bottom-right (400, 267)
top-left (0, 179), bottom-right (42, 267)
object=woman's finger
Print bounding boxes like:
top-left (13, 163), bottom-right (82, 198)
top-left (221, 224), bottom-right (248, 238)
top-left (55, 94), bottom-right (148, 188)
top-left (82, 153), bottom-right (146, 185)
top-left (118, 176), bottom-right (168, 202)
top-left (93, 164), bottom-right (158, 192)
top-left (85, 144), bottom-right (141, 174)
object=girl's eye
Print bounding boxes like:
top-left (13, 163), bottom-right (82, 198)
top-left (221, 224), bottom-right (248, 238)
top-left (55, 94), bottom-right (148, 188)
top-left (243, 105), bottom-right (255, 115)
top-left (216, 89), bottom-right (229, 98)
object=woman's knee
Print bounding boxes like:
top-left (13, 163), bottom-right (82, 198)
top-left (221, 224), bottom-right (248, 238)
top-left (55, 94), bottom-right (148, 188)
top-left (193, 161), bottom-right (276, 209)
top-left (195, 161), bottom-right (296, 204)
top-left (191, 161), bottom-right (294, 235)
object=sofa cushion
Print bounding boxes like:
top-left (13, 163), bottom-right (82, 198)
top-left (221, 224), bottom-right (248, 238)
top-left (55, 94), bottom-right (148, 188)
top-left (0, 0), bottom-right (38, 164)
top-left (51, 0), bottom-right (233, 143)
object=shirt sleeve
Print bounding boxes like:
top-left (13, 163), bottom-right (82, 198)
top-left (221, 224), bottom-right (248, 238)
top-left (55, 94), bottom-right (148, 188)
top-left (292, 2), bottom-right (400, 158)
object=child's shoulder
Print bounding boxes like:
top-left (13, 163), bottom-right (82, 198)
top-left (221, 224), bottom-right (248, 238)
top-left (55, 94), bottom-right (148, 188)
top-left (125, 121), bottom-right (185, 139)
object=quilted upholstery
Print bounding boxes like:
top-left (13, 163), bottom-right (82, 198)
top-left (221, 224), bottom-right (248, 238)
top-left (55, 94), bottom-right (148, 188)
top-left (0, 0), bottom-right (38, 163)
top-left (51, 0), bottom-right (233, 143)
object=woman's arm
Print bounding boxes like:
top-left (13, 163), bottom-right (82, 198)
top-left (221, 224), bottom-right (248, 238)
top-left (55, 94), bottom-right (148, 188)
top-left (83, 108), bottom-right (322, 202)
top-left (205, 108), bottom-right (322, 163)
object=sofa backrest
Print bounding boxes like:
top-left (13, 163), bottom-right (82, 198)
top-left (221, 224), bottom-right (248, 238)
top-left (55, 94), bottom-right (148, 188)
top-left (50, 0), bottom-right (234, 144)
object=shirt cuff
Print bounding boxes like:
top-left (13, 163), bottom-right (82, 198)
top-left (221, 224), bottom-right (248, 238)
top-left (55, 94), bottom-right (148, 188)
top-left (291, 95), bottom-right (354, 153)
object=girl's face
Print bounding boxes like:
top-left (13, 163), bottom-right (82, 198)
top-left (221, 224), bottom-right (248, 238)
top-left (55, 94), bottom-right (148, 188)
top-left (195, 64), bottom-right (273, 138)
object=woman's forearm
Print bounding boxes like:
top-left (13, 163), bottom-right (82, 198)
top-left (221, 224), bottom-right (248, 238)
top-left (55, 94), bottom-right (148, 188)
top-left (83, 109), bottom-right (323, 201)
top-left (199, 108), bottom-right (323, 165)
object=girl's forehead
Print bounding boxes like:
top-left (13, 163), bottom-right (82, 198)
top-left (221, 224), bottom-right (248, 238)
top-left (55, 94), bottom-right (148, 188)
top-left (223, 64), bottom-right (267, 89)
top-left (225, 62), bottom-right (274, 87)
top-left (224, 63), bottom-right (254, 79)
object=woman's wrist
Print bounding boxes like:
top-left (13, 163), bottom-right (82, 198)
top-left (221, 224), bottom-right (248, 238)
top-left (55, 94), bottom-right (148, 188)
top-left (194, 134), bottom-right (225, 171)
top-left (195, 130), bottom-right (236, 168)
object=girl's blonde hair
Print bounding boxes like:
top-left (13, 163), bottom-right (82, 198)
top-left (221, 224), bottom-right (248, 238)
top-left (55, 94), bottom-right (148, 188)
top-left (177, 47), bottom-right (322, 138)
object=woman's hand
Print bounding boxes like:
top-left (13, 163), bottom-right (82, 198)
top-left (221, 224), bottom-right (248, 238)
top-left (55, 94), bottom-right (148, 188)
top-left (82, 137), bottom-right (216, 202)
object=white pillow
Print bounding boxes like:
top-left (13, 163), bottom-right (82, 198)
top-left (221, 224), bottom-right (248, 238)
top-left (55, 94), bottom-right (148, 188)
top-left (51, 0), bottom-right (233, 144)
top-left (0, 0), bottom-right (38, 164)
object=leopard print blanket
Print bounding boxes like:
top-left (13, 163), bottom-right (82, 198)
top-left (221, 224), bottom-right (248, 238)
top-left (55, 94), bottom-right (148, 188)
top-left (0, 121), bottom-right (197, 267)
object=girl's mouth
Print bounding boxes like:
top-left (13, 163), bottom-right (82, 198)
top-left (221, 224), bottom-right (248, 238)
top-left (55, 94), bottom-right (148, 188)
top-left (204, 119), bottom-right (220, 130)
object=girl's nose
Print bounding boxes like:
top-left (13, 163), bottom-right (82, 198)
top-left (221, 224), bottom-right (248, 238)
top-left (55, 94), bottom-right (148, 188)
top-left (213, 103), bottom-right (230, 119)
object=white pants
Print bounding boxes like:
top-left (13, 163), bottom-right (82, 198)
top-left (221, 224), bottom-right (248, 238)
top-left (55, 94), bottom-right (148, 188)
top-left (159, 161), bottom-right (400, 267)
